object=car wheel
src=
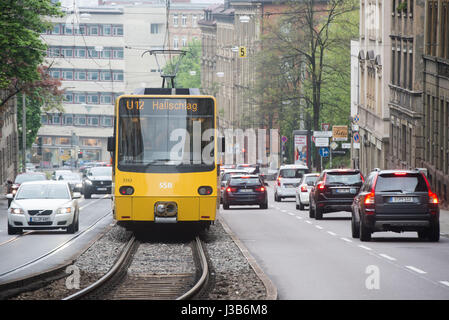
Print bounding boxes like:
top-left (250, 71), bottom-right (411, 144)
top-left (223, 202), bottom-right (229, 210)
top-left (274, 193), bottom-right (279, 202)
top-left (309, 203), bottom-right (315, 218)
top-left (359, 219), bottom-right (372, 242)
top-left (260, 202), bottom-right (268, 209)
top-left (8, 223), bottom-right (22, 235)
top-left (315, 207), bottom-right (323, 220)
top-left (351, 212), bottom-right (360, 238)
top-left (299, 201), bottom-right (305, 211)
top-left (427, 221), bottom-right (440, 242)
top-left (67, 217), bottom-right (77, 234)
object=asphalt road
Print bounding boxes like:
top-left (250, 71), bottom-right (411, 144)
top-left (220, 184), bottom-right (449, 299)
top-left (0, 195), bottom-right (113, 284)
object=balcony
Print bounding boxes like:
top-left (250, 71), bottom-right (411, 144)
top-left (388, 84), bottom-right (422, 115)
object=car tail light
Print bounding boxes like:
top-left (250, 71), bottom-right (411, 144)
top-left (119, 186), bottom-right (134, 195)
top-left (394, 172), bottom-right (407, 176)
top-left (317, 182), bottom-right (325, 191)
top-left (226, 187), bottom-right (237, 193)
top-left (428, 191), bottom-right (439, 204)
top-left (364, 192), bottom-right (375, 205)
top-left (255, 186), bottom-right (265, 192)
top-left (277, 178), bottom-right (281, 186)
top-left (300, 186), bottom-right (308, 192)
top-left (198, 186), bottom-right (213, 195)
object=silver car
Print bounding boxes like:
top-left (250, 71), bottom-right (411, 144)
top-left (274, 164), bottom-right (310, 201)
top-left (295, 173), bottom-right (320, 210)
top-left (7, 181), bottom-right (81, 235)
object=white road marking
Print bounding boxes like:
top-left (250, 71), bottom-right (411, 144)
top-left (358, 245), bottom-right (372, 251)
top-left (379, 254), bottom-right (397, 261)
top-left (439, 281), bottom-right (449, 287)
top-left (287, 212), bottom-right (295, 216)
top-left (281, 210), bottom-right (287, 213)
top-left (305, 221), bottom-right (312, 224)
top-left (327, 231), bottom-right (337, 236)
top-left (315, 225), bottom-right (323, 230)
top-left (341, 237), bottom-right (352, 243)
top-left (406, 266), bottom-right (427, 274)
top-left (296, 216), bottom-right (303, 220)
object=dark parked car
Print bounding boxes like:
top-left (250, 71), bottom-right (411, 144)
top-left (351, 169), bottom-right (440, 242)
top-left (82, 166), bottom-right (112, 199)
top-left (6, 172), bottom-right (47, 207)
top-left (309, 169), bottom-right (364, 220)
top-left (223, 175), bottom-right (268, 209)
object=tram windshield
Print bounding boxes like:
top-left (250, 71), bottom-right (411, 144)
top-left (117, 97), bottom-right (215, 173)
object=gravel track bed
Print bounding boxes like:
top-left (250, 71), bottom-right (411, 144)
top-left (10, 218), bottom-right (267, 300)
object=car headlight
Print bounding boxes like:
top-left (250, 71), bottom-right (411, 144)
top-left (56, 207), bottom-right (72, 214)
top-left (84, 180), bottom-right (92, 185)
top-left (10, 207), bottom-right (24, 215)
top-left (75, 183), bottom-right (82, 188)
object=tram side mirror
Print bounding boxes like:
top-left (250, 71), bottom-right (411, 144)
top-left (219, 136), bottom-right (225, 153)
top-left (107, 136), bottom-right (115, 152)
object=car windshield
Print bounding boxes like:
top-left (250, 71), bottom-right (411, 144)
top-left (15, 174), bottom-right (46, 184)
top-left (222, 172), bottom-right (247, 182)
top-left (16, 184), bottom-right (70, 200)
top-left (230, 177), bottom-right (261, 186)
top-left (305, 176), bottom-right (319, 184)
top-left (279, 168), bottom-right (308, 178)
top-left (326, 172), bottom-right (362, 185)
top-left (89, 167), bottom-right (112, 176)
top-left (375, 174), bottom-right (428, 192)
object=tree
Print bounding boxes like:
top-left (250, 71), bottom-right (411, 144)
top-left (162, 39), bottom-right (202, 89)
top-left (252, 0), bottom-right (358, 168)
top-left (0, 0), bottom-right (63, 108)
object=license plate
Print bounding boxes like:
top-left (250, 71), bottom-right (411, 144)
top-left (335, 188), bottom-right (349, 193)
top-left (97, 187), bottom-right (107, 191)
top-left (284, 184), bottom-right (295, 188)
top-left (390, 196), bottom-right (415, 203)
top-left (30, 216), bottom-right (51, 222)
top-left (239, 189), bottom-right (252, 193)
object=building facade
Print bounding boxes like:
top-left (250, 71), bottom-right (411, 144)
top-left (0, 92), bottom-right (19, 190)
top-left (388, 0), bottom-right (425, 170)
top-left (357, 0), bottom-right (391, 175)
top-left (38, 3), bottom-right (166, 167)
top-left (422, 0), bottom-right (449, 203)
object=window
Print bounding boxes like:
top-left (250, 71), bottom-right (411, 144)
top-left (75, 71), bottom-right (86, 80)
top-left (83, 138), bottom-right (99, 146)
top-left (101, 94), bottom-right (112, 104)
top-left (57, 137), bottom-right (70, 145)
top-left (88, 71), bottom-right (99, 81)
top-left (101, 49), bottom-right (112, 59)
top-left (75, 48), bottom-right (86, 58)
top-left (87, 94), bottom-right (99, 104)
top-left (89, 48), bottom-right (99, 58)
top-left (103, 117), bottom-right (112, 127)
top-left (391, 43), bottom-right (396, 85)
top-left (151, 24), bottom-right (160, 34)
top-left (88, 117), bottom-right (99, 126)
top-left (173, 37), bottom-right (179, 49)
top-left (76, 116), bottom-right (86, 125)
top-left (51, 70), bottom-right (60, 79)
top-left (101, 71), bottom-right (111, 81)
top-left (90, 25), bottom-right (99, 35)
top-left (113, 26), bottom-right (123, 36)
top-left (52, 115), bottom-right (60, 124)
top-left (192, 15), bottom-right (198, 27)
top-left (64, 115), bottom-right (73, 125)
top-left (62, 70), bottom-right (73, 80)
top-left (64, 93), bottom-right (73, 103)
top-left (65, 25), bottom-right (73, 35)
top-left (62, 48), bottom-right (73, 58)
top-left (53, 24), bottom-right (60, 34)
top-left (408, 42), bottom-right (413, 89)
top-left (75, 93), bottom-right (86, 104)
top-left (113, 48), bottom-right (124, 59)
top-left (103, 25), bottom-right (112, 36)
top-left (41, 115), bottom-right (48, 124)
top-left (173, 14), bottom-right (178, 27)
top-left (182, 37), bottom-right (187, 47)
top-left (182, 15), bottom-right (187, 26)
top-left (426, 1), bottom-right (438, 56)
top-left (113, 72), bottom-right (123, 81)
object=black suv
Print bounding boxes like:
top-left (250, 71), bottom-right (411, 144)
top-left (223, 175), bottom-right (268, 209)
top-left (309, 169), bottom-right (364, 219)
top-left (82, 166), bottom-right (112, 199)
top-left (351, 169), bottom-right (440, 242)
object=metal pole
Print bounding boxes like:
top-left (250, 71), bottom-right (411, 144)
top-left (22, 94), bottom-right (26, 173)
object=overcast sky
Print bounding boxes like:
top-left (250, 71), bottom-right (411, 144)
top-left (59, 0), bottom-right (223, 7)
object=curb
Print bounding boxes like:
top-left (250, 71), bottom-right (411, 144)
top-left (218, 216), bottom-right (278, 300)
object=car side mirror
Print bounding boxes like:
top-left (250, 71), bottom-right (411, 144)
top-left (6, 193), bottom-right (13, 199)
top-left (72, 192), bottom-right (81, 199)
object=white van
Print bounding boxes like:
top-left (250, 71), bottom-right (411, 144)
top-left (274, 164), bottom-right (310, 201)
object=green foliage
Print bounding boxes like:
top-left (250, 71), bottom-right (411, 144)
top-left (162, 39), bottom-right (201, 89)
top-left (0, 0), bottom-right (63, 106)
top-left (17, 94), bottom-right (43, 149)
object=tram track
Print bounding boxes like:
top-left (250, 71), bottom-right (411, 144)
top-left (63, 235), bottom-right (209, 300)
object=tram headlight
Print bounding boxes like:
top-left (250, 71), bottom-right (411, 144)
top-left (156, 203), bottom-right (166, 214)
top-left (198, 186), bottom-right (213, 195)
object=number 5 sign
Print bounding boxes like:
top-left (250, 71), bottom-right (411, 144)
top-left (239, 46), bottom-right (247, 58)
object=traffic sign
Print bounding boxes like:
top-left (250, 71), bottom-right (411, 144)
top-left (353, 114), bottom-right (360, 123)
top-left (321, 123), bottom-right (330, 131)
top-left (313, 131), bottom-right (332, 138)
top-left (353, 132), bottom-right (360, 143)
top-left (281, 136), bottom-right (288, 143)
top-left (319, 147), bottom-right (329, 157)
top-left (330, 141), bottom-right (338, 150)
top-left (315, 137), bottom-right (329, 147)
top-left (239, 46), bottom-right (247, 58)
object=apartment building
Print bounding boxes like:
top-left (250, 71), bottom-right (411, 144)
top-left (357, 0), bottom-right (391, 174)
top-left (422, 0), bottom-right (449, 203)
top-left (388, 0), bottom-right (425, 170)
top-left (0, 92), bottom-right (19, 189)
top-left (38, 3), bottom-right (166, 166)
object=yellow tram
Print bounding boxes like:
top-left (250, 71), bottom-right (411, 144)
top-left (108, 88), bottom-right (219, 230)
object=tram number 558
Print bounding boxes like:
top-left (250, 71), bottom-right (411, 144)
top-left (159, 182), bottom-right (173, 189)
